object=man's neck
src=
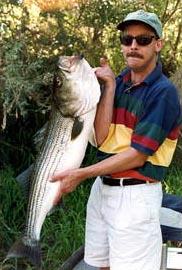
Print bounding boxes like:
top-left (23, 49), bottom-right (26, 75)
top-left (131, 62), bottom-right (157, 84)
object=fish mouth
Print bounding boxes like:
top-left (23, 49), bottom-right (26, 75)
top-left (58, 54), bottom-right (84, 72)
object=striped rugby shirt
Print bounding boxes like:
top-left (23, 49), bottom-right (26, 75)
top-left (97, 62), bottom-right (181, 182)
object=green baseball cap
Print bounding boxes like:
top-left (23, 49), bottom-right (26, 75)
top-left (117, 10), bottom-right (162, 38)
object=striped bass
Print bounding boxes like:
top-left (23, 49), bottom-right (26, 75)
top-left (7, 55), bottom-right (101, 269)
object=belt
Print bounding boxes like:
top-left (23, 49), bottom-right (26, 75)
top-left (102, 176), bottom-right (149, 186)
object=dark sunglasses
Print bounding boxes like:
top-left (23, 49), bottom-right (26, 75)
top-left (120, 35), bottom-right (158, 46)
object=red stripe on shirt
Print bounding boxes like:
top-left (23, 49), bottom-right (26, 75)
top-left (123, 73), bottom-right (131, 82)
top-left (168, 126), bottom-right (180, 140)
top-left (112, 108), bottom-right (138, 129)
top-left (132, 133), bottom-right (159, 151)
top-left (111, 170), bottom-right (158, 182)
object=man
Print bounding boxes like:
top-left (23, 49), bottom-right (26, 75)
top-left (50, 10), bottom-right (181, 270)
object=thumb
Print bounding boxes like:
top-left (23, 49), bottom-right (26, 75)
top-left (54, 183), bottom-right (63, 205)
top-left (100, 57), bottom-right (108, 67)
top-left (49, 173), bottom-right (63, 182)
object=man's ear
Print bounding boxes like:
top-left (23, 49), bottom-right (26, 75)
top-left (155, 39), bottom-right (164, 53)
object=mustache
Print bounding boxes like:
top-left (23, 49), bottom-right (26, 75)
top-left (126, 52), bottom-right (144, 59)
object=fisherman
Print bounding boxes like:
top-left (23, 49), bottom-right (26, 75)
top-left (50, 10), bottom-right (181, 270)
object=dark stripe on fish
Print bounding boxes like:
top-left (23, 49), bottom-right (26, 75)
top-left (26, 111), bottom-right (74, 239)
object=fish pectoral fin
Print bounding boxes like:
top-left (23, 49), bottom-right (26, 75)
top-left (71, 117), bottom-right (84, 140)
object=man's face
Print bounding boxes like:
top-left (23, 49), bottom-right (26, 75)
top-left (121, 23), bottom-right (163, 72)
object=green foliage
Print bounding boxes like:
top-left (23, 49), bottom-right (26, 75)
top-left (0, 167), bottom-right (93, 270)
top-left (0, 1), bottom-right (182, 266)
top-left (2, 42), bottom-right (52, 119)
top-left (164, 166), bottom-right (182, 195)
top-left (0, 169), bottom-right (26, 249)
top-left (1, 159), bottom-right (182, 269)
top-left (1, 0), bottom-right (182, 129)
top-left (1, 0), bottom-right (182, 124)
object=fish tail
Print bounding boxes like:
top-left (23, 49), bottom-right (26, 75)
top-left (6, 237), bottom-right (42, 269)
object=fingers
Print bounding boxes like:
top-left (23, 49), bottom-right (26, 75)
top-left (100, 57), bottom-right (108, 67)
top-left (49, 176), bottom-right (58, 182)
top-left (49, 173), bottom-right (63, 182)
top-left (93, 57), bottom-right (108, 73)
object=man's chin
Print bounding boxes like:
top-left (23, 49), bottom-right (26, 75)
top-left (127, 57), bottom-right (142, 66)
top-left (128, 62), bottom-right (141, 71)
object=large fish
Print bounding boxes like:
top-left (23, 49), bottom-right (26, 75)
top-left (7, 55), bottom-right (101, 269)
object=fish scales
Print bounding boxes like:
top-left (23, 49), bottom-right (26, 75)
top-left (27, 114), bottom-right (74, 239)
top-left (7, 55), bottom-right (101, 269)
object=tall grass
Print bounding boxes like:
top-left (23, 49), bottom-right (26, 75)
top-left (0, 162), bottom-right (94, 270)
top-left (164, 166), bottom-right (182, 195)
top-left (164, 141), bottom-right (182, 195)
top-left (0, 144), bottom-right (182, 270)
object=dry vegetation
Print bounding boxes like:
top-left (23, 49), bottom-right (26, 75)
top-left (23, 0), bottom-right (86, 11)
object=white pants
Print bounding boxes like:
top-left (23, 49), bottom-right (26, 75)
top-left (84, 177), bottom-right (162, 270)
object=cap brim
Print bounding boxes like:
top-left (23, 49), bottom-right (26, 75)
top-left (117, 21), bottom-right (127, 30)
top-left (117, 20), bottom-right (148, 30)
top-left (116, 19), bottom-right (160, 38)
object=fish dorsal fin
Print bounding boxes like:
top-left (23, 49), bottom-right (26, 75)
top-left (71, 117), bottom-right (84, 140)
top-left (16, 164), bottom-right (34, 197)
top-left (33, 122), bottom-right (48, 152)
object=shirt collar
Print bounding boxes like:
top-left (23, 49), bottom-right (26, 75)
top-left (120, 61), bottom-right (163, 86)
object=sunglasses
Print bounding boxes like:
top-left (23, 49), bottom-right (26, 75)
top-left (120, 35), bottom-right (158, 46)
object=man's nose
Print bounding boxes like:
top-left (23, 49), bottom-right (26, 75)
top-left (130, 38), bottom-right (138, 48)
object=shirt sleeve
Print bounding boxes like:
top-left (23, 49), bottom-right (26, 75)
top-left (131, 84), bottom-right (180, 155)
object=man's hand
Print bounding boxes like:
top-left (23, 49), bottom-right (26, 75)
top-left (94, 57), bottom-right (116, 88)
top-left (93, 57), bottom-right (116, 146)
top-left (49, 169), bottom-right (84, 204)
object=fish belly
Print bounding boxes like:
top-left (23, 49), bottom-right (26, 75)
top-left (25, 108), bottom-right (96, 241)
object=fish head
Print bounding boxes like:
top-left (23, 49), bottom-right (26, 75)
top-left (54, 55), bottom-right (101, 117)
